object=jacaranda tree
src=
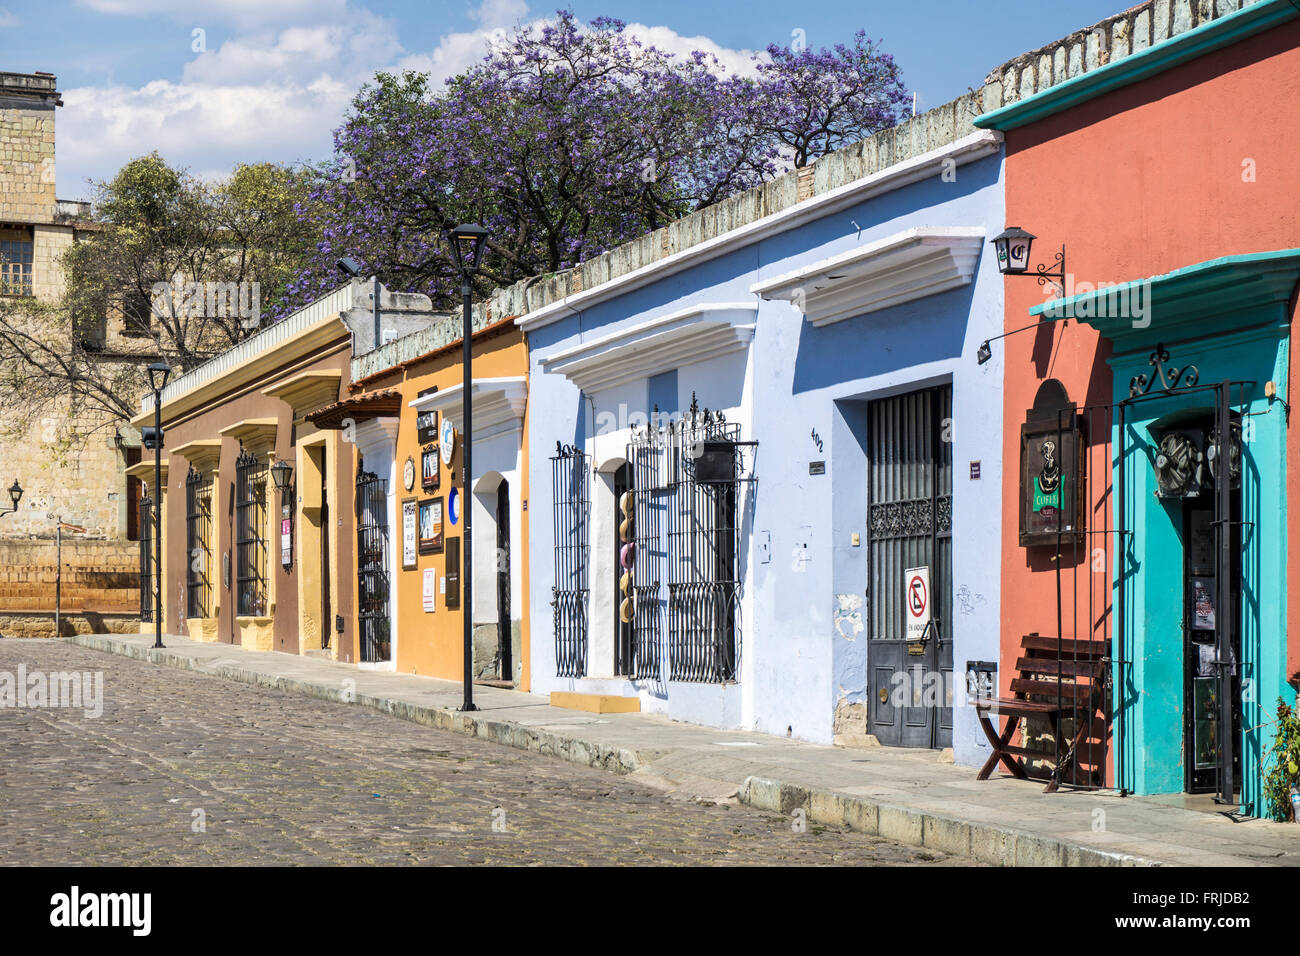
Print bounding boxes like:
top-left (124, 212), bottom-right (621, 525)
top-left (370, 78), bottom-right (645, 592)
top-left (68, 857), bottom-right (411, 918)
top-left (290, 11), bottom-right (908, 310)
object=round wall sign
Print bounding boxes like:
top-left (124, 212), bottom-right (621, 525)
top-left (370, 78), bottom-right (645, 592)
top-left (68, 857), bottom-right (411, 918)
top-left (448, 487), bottom-right (460, 525)
top-left (440, 418), bottom-right (456, 466)
top-left (402, 457), bottom-right (416, 491)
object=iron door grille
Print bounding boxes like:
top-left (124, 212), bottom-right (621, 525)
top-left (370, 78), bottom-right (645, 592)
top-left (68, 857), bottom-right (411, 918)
top-left (667, 405), bottom-right (749, 683)
top-left (234, 448), bottom-right (268, 617)
top-left (355, 469), bottom-right (391, 663)
top-left (552, 442), bottom-right (590, 678)
top-left (185, 468), bottom-right (213, 618)
top-left (139, 495), bottom-right (153, 622)
top-left (626, 422), bottom-right (669, 680)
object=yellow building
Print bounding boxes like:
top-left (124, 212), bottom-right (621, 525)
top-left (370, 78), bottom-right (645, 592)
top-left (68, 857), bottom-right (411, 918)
top-left (311, 314), bottom-right (530, 686)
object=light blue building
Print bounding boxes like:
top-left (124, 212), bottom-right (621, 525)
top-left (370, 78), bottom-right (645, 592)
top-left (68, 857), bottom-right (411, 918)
top-left (509, 94), bottom-right (1007, 765)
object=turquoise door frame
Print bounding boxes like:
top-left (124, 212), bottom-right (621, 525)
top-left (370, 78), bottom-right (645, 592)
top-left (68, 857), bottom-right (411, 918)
top-left (1031, 251), bottom-right (1300, 815)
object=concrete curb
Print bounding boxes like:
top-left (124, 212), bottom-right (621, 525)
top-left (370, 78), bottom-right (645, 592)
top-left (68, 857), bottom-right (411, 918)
top-left (67, 634), bottom-right (645, 777)
top-left (736, 776), bottom-right (1162, 867)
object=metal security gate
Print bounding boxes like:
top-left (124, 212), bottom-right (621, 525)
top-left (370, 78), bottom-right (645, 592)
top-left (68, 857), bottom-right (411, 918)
top-left (551, 443), bottom-right (590, 678)
top-left (867, 385), bottom-right (953, 749)
top-left (355, 469), bottom-right (391, 663)
top-left (185, 468), bottom-right (212, 619)
top-left (496, 479), bottom-right (512, 682)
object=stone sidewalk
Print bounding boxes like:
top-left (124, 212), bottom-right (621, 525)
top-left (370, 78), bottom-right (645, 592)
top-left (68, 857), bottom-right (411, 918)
top-left (64, 632), bottom-right (1300, 867)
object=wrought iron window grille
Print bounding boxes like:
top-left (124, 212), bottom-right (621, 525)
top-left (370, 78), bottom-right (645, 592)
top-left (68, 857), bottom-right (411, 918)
top-left (185, 466), bottom-right (213, 618)
top-left (234, 445), bottom-right (268, 617)
top-left (355, 468), bottom-right (392, 663)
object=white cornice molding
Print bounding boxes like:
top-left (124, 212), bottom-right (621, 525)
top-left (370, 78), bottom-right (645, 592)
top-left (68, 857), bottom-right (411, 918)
top-left (750, 227), bottom-right (985, 326)
top-left (514, 130), bottom-right (1002, 333)
top-left (539, 302), bottom-right (756, 395)
top-left (409, 377), bottom-right (527, 442)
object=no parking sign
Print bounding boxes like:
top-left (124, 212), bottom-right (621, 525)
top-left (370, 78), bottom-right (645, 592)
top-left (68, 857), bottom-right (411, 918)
top-left (905, 566), bottom-right (930, 642)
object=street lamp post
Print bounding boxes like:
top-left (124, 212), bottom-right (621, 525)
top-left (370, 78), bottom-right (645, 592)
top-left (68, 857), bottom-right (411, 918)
top-left (146, 362), bottom-right (171, 649)
top-left (446, 223), bottom-right (489, 713)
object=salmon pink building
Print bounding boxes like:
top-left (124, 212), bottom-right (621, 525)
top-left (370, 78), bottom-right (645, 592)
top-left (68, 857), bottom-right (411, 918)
top-left (976, 0), bottom-right (1300, 816)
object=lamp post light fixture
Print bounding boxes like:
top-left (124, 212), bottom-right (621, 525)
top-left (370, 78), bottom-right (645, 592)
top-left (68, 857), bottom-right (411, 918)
top-left (445, 223), bottom-right (489, 713)
top-left (0, 479), bottom-right (22, 518)
top-left (978, 226), bottom-right (1069, 366)
top-left (146, 361), bottom-right (170, 649)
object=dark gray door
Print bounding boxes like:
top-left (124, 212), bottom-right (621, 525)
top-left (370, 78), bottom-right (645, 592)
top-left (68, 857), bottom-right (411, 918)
top-left (866, 385), bottom-right (953, 749)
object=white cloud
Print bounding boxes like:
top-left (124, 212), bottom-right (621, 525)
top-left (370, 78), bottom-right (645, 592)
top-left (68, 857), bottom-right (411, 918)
top-left (55, 1), bottom-right (760, 198)
top-left (0, 8), bottom-right (18, 28)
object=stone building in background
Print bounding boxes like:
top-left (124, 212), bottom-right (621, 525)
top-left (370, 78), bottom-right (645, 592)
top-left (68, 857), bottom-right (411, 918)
top-left (0, 70), bottom-right (144, 636)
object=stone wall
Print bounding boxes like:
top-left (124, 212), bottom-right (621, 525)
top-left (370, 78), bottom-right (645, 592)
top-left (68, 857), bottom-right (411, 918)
top-left (0, 538), bottom-right (140, 637)
top-left (979, 0), bottom-right (1260, 114)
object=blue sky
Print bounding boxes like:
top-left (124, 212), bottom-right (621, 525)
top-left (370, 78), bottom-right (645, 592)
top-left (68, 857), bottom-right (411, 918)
top-left (1, 0), bottom-right (1129, 200)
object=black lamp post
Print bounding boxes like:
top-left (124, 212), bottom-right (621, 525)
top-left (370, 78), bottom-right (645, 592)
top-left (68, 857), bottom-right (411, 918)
top-left (445, 223), bottom-right (489, 712)
top-left (146, 361), bottom-right (170, 649)
top-left (977, 226), bottom-right (1069, 366)
top-left (0, 480), bottom-right (22, 518)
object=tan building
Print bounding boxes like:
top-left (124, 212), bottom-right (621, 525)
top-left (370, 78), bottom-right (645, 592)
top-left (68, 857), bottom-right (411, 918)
top-left (0, 71), bottom-right (144, 636)
top-left (137, 280), bottom-right (444, 659)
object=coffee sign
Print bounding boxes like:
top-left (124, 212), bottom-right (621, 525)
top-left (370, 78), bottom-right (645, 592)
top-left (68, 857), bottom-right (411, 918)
top-left (1019, 419), bottom-right (1084, 546)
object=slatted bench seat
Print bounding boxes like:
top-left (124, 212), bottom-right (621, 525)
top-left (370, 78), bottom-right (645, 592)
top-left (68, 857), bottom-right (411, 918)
top-left (974, 632), bottom-right (1108, 792)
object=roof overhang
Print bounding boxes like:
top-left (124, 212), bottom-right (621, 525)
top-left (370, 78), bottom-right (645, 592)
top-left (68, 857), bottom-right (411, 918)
top-left (539, 302), bottom-right (756, 394)
top-left (171, 439), bottom-right (222, 472)
top-left (125, 459), bottom-right (168, 490)
top-left (219, 418), bottom-right (278, 455)
top-left (750, 227), bottom-right (985, 326)
top-left (262, 370), bottom-right (343, 421)
top-left (308, 389), bottom-right (403, 430)
top-left (1030, 249), bottom-right (1300, 350)
top-left (409, 377), bottom-right (527, 441)
top-left (975, 0), bottom-right (1299, 132)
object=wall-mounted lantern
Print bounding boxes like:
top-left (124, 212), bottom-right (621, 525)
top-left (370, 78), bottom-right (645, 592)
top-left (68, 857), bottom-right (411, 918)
top-left (270, 459), bottom-right (294, 569)
top-left (0, 479), bottom-right (22, 518)
top-left (978, 226), bottom-right (1070, 366)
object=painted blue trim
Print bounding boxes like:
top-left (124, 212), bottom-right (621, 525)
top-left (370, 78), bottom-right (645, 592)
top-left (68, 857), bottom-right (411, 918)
top-left (974, 0), bottom-right (1299, 132)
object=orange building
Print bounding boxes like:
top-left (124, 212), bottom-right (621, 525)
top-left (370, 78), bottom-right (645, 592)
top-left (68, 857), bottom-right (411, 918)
top-left (310, 314), bottom-right (529, 685)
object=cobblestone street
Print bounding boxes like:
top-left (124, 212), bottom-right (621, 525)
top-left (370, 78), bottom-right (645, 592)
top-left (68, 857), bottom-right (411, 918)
top-left (0, 641), bottom-right (967, 866)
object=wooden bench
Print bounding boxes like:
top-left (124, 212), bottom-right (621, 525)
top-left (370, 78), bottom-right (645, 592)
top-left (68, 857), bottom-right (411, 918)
top-left (974, 632), bottom-right (1108, 792)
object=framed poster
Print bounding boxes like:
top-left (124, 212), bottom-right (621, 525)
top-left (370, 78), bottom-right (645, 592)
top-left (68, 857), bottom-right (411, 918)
top-left (416, 407), bottom-right (438, 445)
top-left (421, 447), bottom-right (440, 492)
top-left (1019, 419), bottom-right (1085, 546)
top-left (444, 537), bottom-right (460, 609)
top-left (401, 498), bottom-right (418, 570)
top-left (1190, 576), bottom-right (1216, 630)
top-left (419, 497), bottom-right (443, 554)
top-left (422, 568), bottom-right (437, 613)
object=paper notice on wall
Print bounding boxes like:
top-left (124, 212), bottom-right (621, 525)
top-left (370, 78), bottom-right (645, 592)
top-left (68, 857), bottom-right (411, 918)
top-left (423, 568), bottom-right (437, 613)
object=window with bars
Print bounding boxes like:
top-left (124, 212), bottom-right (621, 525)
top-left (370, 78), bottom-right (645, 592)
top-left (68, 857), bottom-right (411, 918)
top-left (234, 448), bottom-right (268, 616)
top-left (551, 442), bottom-right (590, 678)
top-left (0, 235), bottom-right (34, 296)
top-left (185, 467), bottom-right (213, 618)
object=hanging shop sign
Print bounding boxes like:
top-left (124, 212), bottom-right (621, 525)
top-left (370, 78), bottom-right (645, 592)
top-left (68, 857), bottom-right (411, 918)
top-left (448, 487), bottom-right (460, 526)
top-left (904, 565), bottom-right (931, 642)
top-left (1019, 417), bottom-right (1085, 546)
top-left (401, 497), bottom-right (418, 570)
